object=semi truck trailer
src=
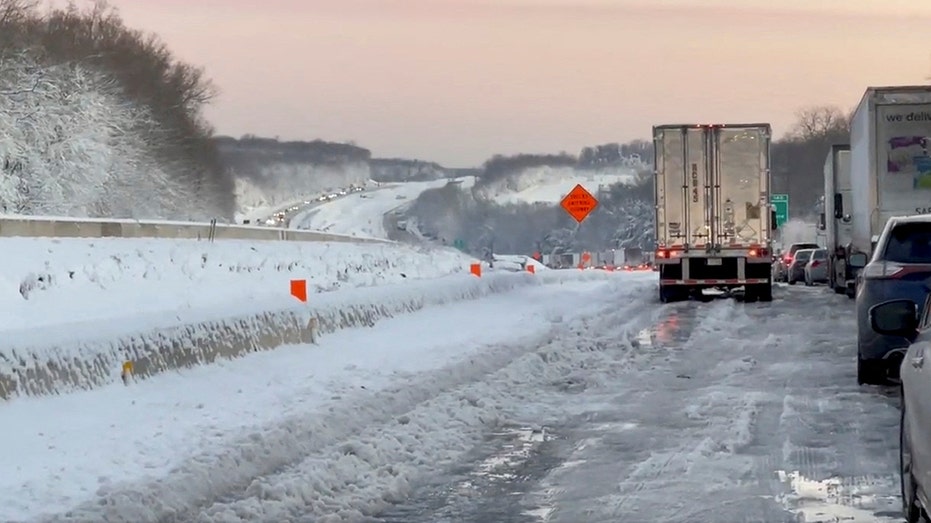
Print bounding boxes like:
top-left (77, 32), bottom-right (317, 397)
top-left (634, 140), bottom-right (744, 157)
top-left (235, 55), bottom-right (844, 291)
top-left (653, 124), bottom-right (775, 302)
top-left (849, 86), bottom-right (931, 258)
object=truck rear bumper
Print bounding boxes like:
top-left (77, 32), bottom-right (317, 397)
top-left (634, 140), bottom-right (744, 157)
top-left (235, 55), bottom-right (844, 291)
top-left (657, 255), bottom-right (772, 285)
top-left (661, 278), bottom-right (770, 286)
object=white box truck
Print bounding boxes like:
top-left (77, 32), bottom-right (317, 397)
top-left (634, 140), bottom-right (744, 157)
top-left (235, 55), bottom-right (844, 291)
top-left (820, 144), bottom-right (868, 296)
top-left (653, 124), bottom-right (775, 302)
top-left (849, 86), bottom-right (931, 259)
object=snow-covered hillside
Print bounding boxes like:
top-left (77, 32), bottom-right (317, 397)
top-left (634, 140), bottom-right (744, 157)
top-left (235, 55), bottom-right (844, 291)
top-left (0, 55), bottom-right (228, 220)
top-left (473, 166), bottom-right (637, 204)
top-left (292, 178), bottom-right (469, 239)
top-left (274, 162), bottom-right (652, 256)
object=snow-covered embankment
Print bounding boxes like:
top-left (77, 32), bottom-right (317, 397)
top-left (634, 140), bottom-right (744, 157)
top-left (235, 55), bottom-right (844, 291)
top-left (0, 238), bottom-right (608, 399)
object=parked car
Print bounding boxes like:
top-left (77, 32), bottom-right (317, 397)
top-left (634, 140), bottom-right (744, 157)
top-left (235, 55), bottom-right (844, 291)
top-left (775, 242), bottom-right (820, 282)
top-left (804, 248), bottom-right (829, 285)
top-left (866, 297), bottom-right (931, 522)
top-left (856, 215), bottom-right (931, 384)
top-left (786, 248), bottom-right (816, 285)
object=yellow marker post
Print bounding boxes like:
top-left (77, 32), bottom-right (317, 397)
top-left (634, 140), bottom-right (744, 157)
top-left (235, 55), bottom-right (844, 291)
top-left (121, 361), bottom-right (134, 385)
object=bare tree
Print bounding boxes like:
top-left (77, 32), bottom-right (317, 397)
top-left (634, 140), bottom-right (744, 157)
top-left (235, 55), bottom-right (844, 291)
top-left (788, 105), bottom-right (850, 141)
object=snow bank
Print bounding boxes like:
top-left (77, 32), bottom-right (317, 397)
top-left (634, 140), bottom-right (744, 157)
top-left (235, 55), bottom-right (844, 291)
top-left (1, 238), bottom-right (473, 331)
top-left (493, 254), bottom-right (548, 272)
top-left (0, 236), bottom-right (617, 399)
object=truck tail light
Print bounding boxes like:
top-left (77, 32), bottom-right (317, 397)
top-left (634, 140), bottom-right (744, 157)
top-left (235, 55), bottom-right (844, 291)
top-left (656, 249), bottom-right (669, 259)
top-left (862, 261), bottom-right (906, 280)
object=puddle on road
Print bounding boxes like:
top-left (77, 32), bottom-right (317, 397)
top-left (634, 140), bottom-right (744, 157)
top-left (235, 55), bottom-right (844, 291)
top-left (628, 314), bottom-right (688, 353)
top-left (775, 470), bottom-right (901, 522)
top-left (462, 426), bottom-right (549, 487)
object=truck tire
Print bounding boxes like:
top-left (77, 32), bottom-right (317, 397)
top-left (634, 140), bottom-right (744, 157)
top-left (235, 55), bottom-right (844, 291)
top-left (830, 269), bottom-right (845, 294)
top-left (743, 282), bottom-right (772, 303)
top-left (758, 283), bottom-right (773, 302)
top-left (659, 284), bottom-right (686, 303)
top-left (857, 355), bottom-right (886, 385)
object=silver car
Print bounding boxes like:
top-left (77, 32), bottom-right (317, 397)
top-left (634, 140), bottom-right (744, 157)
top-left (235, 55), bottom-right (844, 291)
top-left (804, 248), bottom-right (829, 285)
top-left (774, 242), bottom-right (820, 282)
top-left (786, 248), bottom-right (816, 285)
top-left (867, 297), bottom-right (931, 521)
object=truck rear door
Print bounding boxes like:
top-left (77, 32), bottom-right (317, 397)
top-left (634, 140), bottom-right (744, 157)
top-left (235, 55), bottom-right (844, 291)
top-left (836, 147), bottom-right (854, 246)
top-left (874, 92), bottom-right (931, 226)
top-left (713, 125), bottom-right (771, 248)
top-left (654, 126), bottom-right (713, 249)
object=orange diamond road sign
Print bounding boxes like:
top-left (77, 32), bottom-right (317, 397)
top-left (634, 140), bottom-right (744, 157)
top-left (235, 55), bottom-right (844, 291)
top-left (560, 184), bottom-right (598, 223)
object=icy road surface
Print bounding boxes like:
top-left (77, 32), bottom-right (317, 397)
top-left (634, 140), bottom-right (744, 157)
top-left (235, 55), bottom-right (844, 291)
top-left (33, 277), bottom-right (902, 523)
top-left (377, 285), bottom-right (904, 523)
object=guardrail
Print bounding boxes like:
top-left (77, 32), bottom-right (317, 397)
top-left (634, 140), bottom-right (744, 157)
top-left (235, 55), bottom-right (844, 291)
top-left (0, 215), bottom-right (390, 244)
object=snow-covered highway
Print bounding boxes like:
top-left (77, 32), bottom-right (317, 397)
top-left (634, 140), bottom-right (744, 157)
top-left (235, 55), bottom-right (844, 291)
top-left (7, 273), bottom-right (901, 523)
top-left (376, 283), bottom-right (902, 523)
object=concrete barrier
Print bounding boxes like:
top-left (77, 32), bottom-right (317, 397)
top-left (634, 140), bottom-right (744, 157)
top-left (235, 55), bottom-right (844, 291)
top-left (0, 215), bottom-right (390, 244)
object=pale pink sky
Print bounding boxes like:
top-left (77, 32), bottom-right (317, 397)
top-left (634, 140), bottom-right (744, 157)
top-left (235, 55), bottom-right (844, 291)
top-left (70, 0), bottom-right (931, 166)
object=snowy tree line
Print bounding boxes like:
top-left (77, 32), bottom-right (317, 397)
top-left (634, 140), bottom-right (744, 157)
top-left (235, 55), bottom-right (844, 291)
top-left (406, 112), bottom-right (853, 255)
top-left (0, 0), bottom-right (233, 219)
top-left (771, 105), bottom-right (851, 218)
top-left (407, 176), bottom-right (655, 256)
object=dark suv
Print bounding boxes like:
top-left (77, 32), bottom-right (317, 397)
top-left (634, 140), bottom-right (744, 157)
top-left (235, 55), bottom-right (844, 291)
top-left (856, 215), bottom-right (931, 384)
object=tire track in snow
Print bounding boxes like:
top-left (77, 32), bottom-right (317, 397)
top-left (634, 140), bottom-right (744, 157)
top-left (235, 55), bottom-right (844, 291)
top-left (748, 286), bottom-right (902, 522)
top-left (84, 278), bottom-right (655, 523)
top-left (38, 277), bottom-right (653, 523)
top-left (190, 280), bottom-right (659, 523)
top-left (368, 281), bottom-right (677, 523)
top-left (618, 300), bottom-right (773, 522)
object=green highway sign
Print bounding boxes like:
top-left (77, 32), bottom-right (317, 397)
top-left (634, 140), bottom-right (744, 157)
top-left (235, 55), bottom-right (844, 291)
top-left (771, 194), bottom-right (788, 228)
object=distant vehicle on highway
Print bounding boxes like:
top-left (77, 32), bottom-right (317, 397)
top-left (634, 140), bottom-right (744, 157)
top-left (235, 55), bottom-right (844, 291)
top-left (786, 248), bottom-right (816, 285)
top-left (803, 248), bottom-right (829, 286)
top-left (774, 242), bottom-right (820, 283)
